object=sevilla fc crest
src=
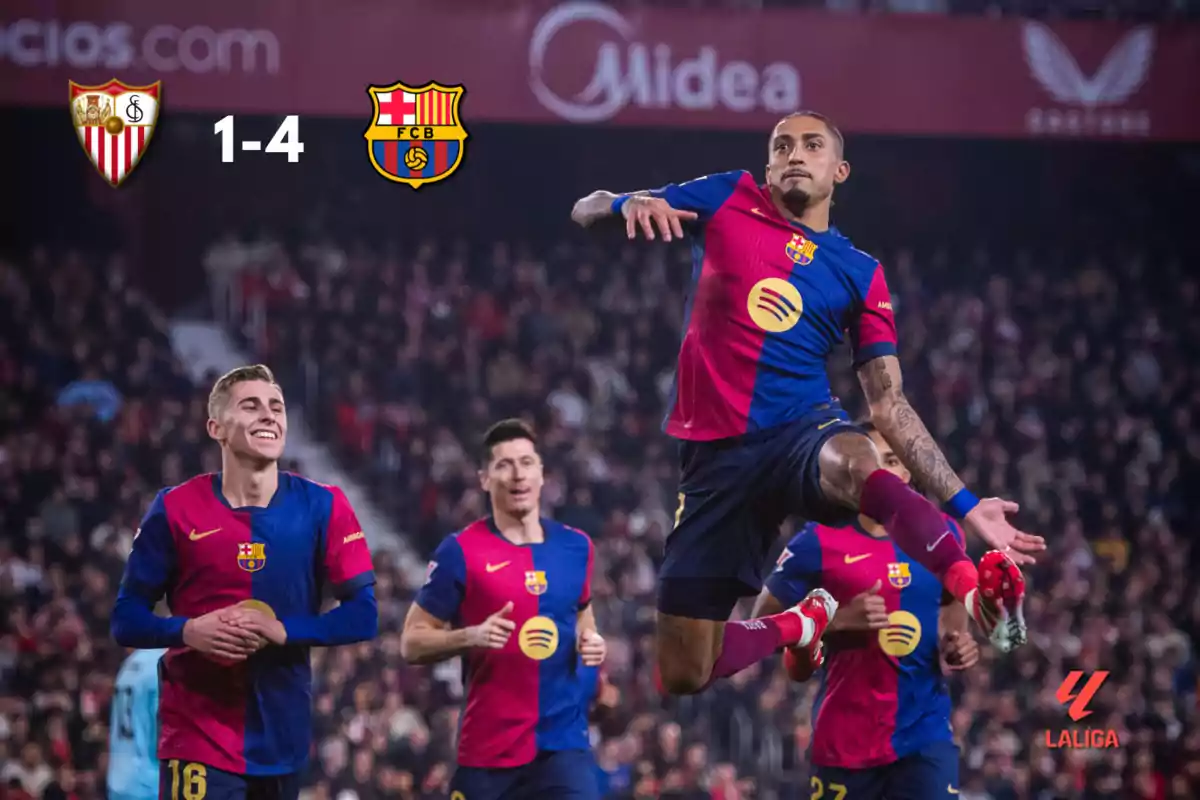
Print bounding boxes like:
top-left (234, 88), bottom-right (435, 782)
top-left (70, 79), bottom-right (161, 187)
top-left (364, 81), bottom-right (467, 189)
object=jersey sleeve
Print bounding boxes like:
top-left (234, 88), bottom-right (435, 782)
top-left (120, 490), bottom-right (177, 601)
top-left (848, 262), bottom-right (899, 367)
top-left (414, 535), bottom-right (467, 623)
top-left (579, 533), bottom-right (595, 610)
top-left (764, 523), bottom-right (824, 608)
top-left (322, 486), bottom-right (376, 599)
top-left (941, 518), bottom-right (966, 606)
top-left (645, 170), bottom-right (744, 221)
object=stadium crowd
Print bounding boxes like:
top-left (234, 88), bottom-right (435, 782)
top-left (1, 230), bottom-right (1197, 799)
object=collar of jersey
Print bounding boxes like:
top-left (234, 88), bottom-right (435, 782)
top-left (210, 472), bottom-right (285, 513)
top-left (485, 515), bottom-right (551, 547)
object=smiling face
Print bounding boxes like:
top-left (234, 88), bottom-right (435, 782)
top-left (206, 372), bottom-right (286, 465)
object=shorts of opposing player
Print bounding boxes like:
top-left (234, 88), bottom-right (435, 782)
top-left (658, 408), bottom-right (863, 621)
top-left (159, 760), bottom-right (302, 800)
top-left (450, 749), bottom-right (599, 800)
top-left (810, 741), bottom-right (961, 800)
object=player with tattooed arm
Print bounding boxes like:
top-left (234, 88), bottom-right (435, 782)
top-left (570, 111), bottom-right (1044, 696)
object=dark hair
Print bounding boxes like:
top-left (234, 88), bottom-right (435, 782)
top-left (855, 417), bottom-right (877, 435)
top-left (481, 418), bottom-right (537, 464)
top-left (780, 110), bottom-right (845, 156)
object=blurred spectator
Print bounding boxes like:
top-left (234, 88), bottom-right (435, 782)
top-left (1, 223), bottom-right (1196, 797)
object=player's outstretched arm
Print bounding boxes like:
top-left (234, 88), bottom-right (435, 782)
top-left (857, 355), bottom-right (1045, 561)
top-left (857, 355), bottom-right (964, 504)
top-left (571, 172), bottom-right (741, 238)
top-left (570, 190), bottom-right (648, 228)
top-left (572, 191), bottom-right (697, 241)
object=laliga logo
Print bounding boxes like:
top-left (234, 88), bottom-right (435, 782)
top-left (1022, 21), bottom-right (1154, 136)
top-left (1044, 670), bottom-right (1121, 749)
top-left (528, 1), bottom-right (800, 123)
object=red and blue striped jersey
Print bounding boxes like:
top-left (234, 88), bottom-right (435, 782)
top-left (120, 472), bottom-right (375, 776)
top-left (415, 518), bottom-right (595, 769)
top-left (646, 170), bottom-right (898, 441)
top-left (765, 516), bottom-right (964, 769)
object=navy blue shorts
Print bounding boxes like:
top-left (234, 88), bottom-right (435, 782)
top-left (811, 741), bottom-right (961, 800)
top-left (658, 410), bottom-right (863, 620)
top-left (450, 749), bottom-right (598, 800)
top-left (158, 760), bottom-right (301, 800)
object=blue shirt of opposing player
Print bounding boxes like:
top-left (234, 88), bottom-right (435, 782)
top-left (753, 425), bottom-right (979, 768)
top-left (108, 647), bottom-right (167, 800)
top-left (400, 418), bottom-right (605, 772)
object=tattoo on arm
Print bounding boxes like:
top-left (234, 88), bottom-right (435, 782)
top-left (857, 356), bottom-right (965, 502)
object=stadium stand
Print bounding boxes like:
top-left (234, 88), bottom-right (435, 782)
top-left (6, 230), bottom-right (1183, 799)
top-left (230, 236), bottom-right (1200, 799)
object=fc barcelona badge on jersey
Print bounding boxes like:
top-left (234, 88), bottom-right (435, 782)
top-left (237, 542), bottom-right (267, 572)
top-left (524, 570), bottom-right (548, 596)
top-left (785, 232), bottom-right (817, 266)
top-left (887, 562), bottom-right (911, 589)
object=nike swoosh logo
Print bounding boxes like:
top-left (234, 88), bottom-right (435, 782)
top-left (189, 528), bottom-right (221, 541)
top-left (927, 531), bottom-right (951, 552)
top-left (485, 561), bottom-right (511, 573)
top-left (844, 554), bottom-right (871, 564)
top-left (817, 419), bottom-right (841, 430)
top-left (750, 207), bottom-right (765, 216)
top-left (948, 787), bottom-right (959, 795)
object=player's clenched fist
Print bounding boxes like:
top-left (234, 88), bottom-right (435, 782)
top-left (466, 601), bottom-right (516, 649)
top-left (939, 630), bottom-right (979, 672)
top-left (577, 629), bottom-right (606, 667)
top-left (830, 580), bottom-right (889, 632)
top-left (621, 196), bottom-right (698, 242)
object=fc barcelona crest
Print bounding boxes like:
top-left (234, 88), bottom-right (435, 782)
top-left (525, 570), bottom-right (548, 596)
top-left (70, 79), bottom-right (161, 187)
top-left (364, 81), bottom-right (468, 189)
top-left (237, 542), bottom-right (267, 573)
top-left (887, 562), bottom-right (911, 589)
top-left (785, 233), bottom-right (818, 266)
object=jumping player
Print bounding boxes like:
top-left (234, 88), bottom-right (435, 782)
top-left (400, 419), bottom-right (605, 800)
top-left (752, 422), bottom-right (979, 798)
top-left (570, 111), bottom-right (1044, 695)
top-left (111, 364), bottom-right (378, 800)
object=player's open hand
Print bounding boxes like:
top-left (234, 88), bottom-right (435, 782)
top-left (963, 498), bottom-right (1046, 566)
top-left (577, 629), bottom-right (606, 667)
top-left (466, 601), bottom-right (516, 650)
top-left (621, 196), bottom-right (698, 242)
top-left (182, 609), bottom-right (264, 662)
top-left (829, 580), bottom-right (889, 632)
top-left (939, 630), bottom-right (979, 672)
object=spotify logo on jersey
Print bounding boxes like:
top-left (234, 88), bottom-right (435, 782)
top-left (747, 278), bottom-right (803, 333)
